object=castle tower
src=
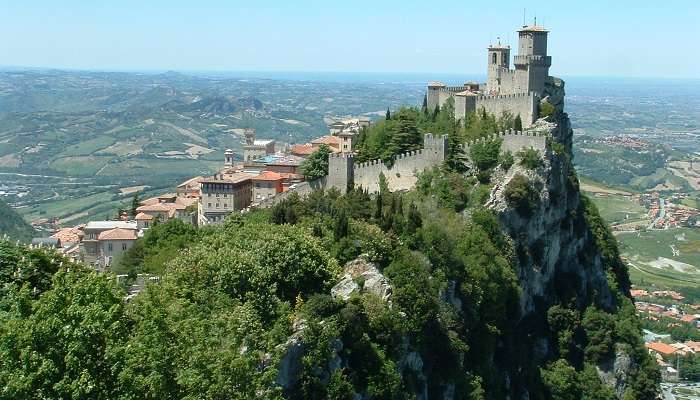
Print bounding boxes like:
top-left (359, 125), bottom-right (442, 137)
top-left (243, 128), bottom-right (256, 145)
top-left (224, 149), bottom-right (234, 167)
top-left (487, 41), bottom-right (511, 94)
top-left (514, 25), bottom-right (551, 95)
top-left (327, 153), bottom-right (354, 194)
top-left (423, 133), bottom-right (448, 164)
top-left (426, 81), bottom-right (446, 114)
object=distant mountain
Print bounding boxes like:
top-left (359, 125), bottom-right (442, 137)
top-left (0, 199), bottom-right (35, 242)
top-left (160, 95), bottom-right (238, 115)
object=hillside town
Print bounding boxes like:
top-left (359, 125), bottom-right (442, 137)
top-left (27, 118), bottom-right (370, 270)
top-left (632, 287), bottom-right (700, 382)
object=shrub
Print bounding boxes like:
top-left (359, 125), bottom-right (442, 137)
top-left (517, 148), bottom-right (544, 170)
top-left (499, 151), bottom-right (514, 171)
top-left (503, 174), bottom-right (539, 217)
top-left (539, 101), bottom-right (556, 119)
top-left (469, 138), bottom-right (502, 172)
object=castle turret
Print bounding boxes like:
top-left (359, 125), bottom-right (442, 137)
top-left (426, 81), bottom-right (446, 114)
top-left (224, 149), bottom-right (234, 167)
top-left (327, 153), bottom-right (354, 194)
top-left (514, 25), bottom-right (551, 95)
top-left (243, 128), bottom-right (256, 145)
top-left (487, 42), bottom-right (511, 94)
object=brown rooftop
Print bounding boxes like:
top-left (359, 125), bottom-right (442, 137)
top-left (97, 228), bottom-right (137, 241)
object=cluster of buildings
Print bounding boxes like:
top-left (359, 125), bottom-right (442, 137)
top-left (427, 23), bottom-right (554, 125)
top-left (631, 288), bottom-right (700, 382)
top-left (580, 135), bottom-right (650, 150)
top-left (646, 340), bottom-right (700, 382)
top-left (642, 192), bottom-right (699, 229)
top-left (30, 118), bottom-right (374, 267)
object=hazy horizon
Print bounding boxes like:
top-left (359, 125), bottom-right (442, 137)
top-left (2, 1), bottom-right (699, 79)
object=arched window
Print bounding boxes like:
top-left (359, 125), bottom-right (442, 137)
top-left (492, 53), bottom-right (497, 64)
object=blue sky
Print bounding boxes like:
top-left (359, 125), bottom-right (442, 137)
top-left (1, 0), bottom-right (698, 78)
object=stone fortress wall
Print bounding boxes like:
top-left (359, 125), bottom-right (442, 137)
top-left (328, 133), bottom-right (447, 194)
top-left (430, 87), bottom-right (538, 127)
top-left (460, 130), bottom-right (548, 161)
top-left (254, 130), bottom-right (549, 210)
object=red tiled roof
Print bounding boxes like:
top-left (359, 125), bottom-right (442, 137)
top-left (290, 144), bottom-right (318, 156)
top-left (680, 315), bottom-right (699, 323)
top-left (646, 342), bottom-right (677, 356)
top-left (98, 228), bottom-right (137, 241)
top-left (311, 135), bottom-right (341, 148)
top-left (253, 171), bottom-right (284, 181)
top-left (136, 203), bottom-right (172, 212)
top-left (50, 227), bottom-right (82, 244)
top-left (135, 212), bottom-right (154, 220)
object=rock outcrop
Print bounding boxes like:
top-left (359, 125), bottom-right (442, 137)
top-left (331, 256), bottom-right (392, 302)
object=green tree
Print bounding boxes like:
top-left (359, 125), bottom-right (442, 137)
top-left (514, 114), bottom-right (523, 131)
top-left (541, 359), bottom-right (580, 400)
top-left (0, 268), bottom-right (128, 399)
top-left (131, 192), bottom-right (140, 216)
top-left (300, 144), bottom-right (333, 180)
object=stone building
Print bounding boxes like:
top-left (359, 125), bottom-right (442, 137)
top-left (242, 128), bottom-right (275, 161)
top-left (97, 228), bottom-right (138, 269)
top-left (252, 171), bottom-right (285, 202)
top-left (197, 173), bottom-right (253, 225)
top-left (426, 24), bottom-right (552, 126)
top-left (81, 221), bottom-right (138, 265)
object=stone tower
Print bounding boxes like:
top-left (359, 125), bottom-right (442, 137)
top-left (514, 25), bottom-right (551, 95)
top-left (327, 153), bottom-right (354, 194)
top-left (243, 128), bottom-right (256, 145)
top-left (423, 133), bottom-right (448, 164)
top-left (487, 42), bottom-right (511, 94)
top-left (224, 149), bottom-right (234, 167)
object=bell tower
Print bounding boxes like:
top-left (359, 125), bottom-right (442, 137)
top-left (487, 39), bottom-right (510, 94)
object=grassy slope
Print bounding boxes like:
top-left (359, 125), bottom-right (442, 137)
top-left (0, 198), bottom-right (35, 242)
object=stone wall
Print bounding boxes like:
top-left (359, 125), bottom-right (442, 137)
top-left (327, 133), bottom-right (447, 194)
top-left (461, 130), bottom-right (547, 162)
top-left (431, 88), bottom-right (538, 127)
top-left (473, 92), bottom-right (538, 125)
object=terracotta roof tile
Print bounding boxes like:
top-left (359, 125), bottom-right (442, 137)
top-left (135, 212), bottom-right (155, 220)
top-left (98, 228), bottom-right (137, 241)
top-left (253, 171), bottom-right (284, 181)
top-left (646, 342), bottom-right (677, 356)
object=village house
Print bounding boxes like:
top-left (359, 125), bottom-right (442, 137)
top-left (198, 172), bottom-right (254, 226)
top-left (80, 221), bottom-right (138, 266)
top-left (97, 228), bottom-right (138, 270)
top-left (252, 171), bottom-right (285, 202)
top-left (136, 193), bottom-right (198, 225)
top-left (646, 342), bottom-right (677, 357)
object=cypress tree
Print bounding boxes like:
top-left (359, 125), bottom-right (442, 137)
top-left (334, 208), bottom-right (348, 241)
top-left (514, 114), bottom-right (523, 131)
top-left (421, 94), bottom-right (428, 113)
top-left (130, 193), bottom-right (140, 216)
top-left (385, 107), bottom-right (391, 120)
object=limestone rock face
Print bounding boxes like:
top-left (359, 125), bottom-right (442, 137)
top-left (331, 256), bottom-right (392, 302)
top-left (487, 96), bottom-right (613, 349)
top-left (597, 347), bottom-right (635, 398)
top-left (275, 319), bottom-right (307, 390)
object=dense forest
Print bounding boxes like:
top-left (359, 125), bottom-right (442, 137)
top-left (0, 104), bottom-right (659, 399)
top-left (0, 198), bottom-right (35, 243)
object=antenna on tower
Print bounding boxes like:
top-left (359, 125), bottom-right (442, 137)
top-left (523, 8), bottom-right (526, 27)
top-left (534, 13), bottom-right (537, 26)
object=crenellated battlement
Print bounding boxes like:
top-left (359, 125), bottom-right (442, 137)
top-left (327, 133), bottom-right (448, 194)
top-left (473, 91), bottom-right (535, 101)
top-left (460, 130), bottom-right (549, 160)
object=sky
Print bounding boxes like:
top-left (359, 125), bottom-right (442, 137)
top-left (1, 0), bottom-right (699, 79)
